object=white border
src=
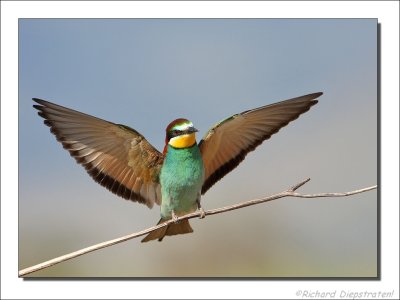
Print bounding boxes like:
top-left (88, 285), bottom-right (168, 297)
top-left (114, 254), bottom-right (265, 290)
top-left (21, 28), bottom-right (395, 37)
top-left (1, 1), bottom-right (399, 299)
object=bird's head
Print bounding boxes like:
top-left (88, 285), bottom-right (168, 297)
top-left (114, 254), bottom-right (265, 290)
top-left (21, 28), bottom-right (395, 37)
top-left (163, 118), bottom-right (198, 154)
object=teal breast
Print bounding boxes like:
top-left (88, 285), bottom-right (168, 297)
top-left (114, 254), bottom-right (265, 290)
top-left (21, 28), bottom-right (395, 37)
top-left (160, 144), bottom-right (204, 219)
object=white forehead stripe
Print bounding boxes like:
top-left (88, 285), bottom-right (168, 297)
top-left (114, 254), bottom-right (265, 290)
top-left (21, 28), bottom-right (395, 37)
top-left (173, 122), bottom-right (193, 131)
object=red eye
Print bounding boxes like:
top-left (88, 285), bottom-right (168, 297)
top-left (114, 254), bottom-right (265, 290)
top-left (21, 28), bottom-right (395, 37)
top-left (170, 130), bottom-right (181, 137)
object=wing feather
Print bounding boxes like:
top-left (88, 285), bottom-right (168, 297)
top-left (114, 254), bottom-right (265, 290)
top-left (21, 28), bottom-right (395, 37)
top-left (199, 92), bottom-right (322, 194)
top-left (33, 98), bottom-right (164, 208)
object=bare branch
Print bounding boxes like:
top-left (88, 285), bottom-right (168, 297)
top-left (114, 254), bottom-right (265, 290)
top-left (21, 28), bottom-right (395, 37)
top-left (19, 179), bottom-right (377, 277)
top-left (288, 177), bottom-right (311, 192)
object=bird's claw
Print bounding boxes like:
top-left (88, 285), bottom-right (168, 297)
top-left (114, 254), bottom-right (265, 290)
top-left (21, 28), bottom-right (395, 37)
top-left (171, 211), bottom-right (179, 223)
top-left (198, 207), bottom-right (206, 219)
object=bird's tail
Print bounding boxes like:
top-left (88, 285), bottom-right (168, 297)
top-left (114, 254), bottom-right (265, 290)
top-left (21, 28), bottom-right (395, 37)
top-left (141, 218), bottom-right (193, 242)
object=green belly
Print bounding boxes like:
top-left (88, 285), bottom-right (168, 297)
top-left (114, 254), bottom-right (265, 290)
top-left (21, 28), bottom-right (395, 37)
top-left (160, 144), bottom-right (204, 219)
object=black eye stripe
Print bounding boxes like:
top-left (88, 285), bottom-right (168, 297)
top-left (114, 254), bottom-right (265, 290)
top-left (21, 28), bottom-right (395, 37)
top-left (169, 129), bottom-right (183, 139)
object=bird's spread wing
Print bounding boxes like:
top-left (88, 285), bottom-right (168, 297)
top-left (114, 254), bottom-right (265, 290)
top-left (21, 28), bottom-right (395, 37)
top-left (198, 92), bottom-right (322, 194)
top-left (33, 99), bottom-right (164, 208)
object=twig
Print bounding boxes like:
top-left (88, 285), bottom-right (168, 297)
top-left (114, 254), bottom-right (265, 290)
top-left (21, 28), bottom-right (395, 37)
top-left (19, 178), bottom-right (377, 277)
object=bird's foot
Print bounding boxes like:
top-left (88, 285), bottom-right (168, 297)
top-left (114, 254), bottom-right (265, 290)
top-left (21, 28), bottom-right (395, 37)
top-left (196, 197), bottom-right (206, 219)
top-left (171, 210), bottom-right (179, 223)
top-left (198, 207), bottom-right (206, 219)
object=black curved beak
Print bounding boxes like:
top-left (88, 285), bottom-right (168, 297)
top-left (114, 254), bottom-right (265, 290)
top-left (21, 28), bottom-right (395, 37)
top-left (188, 127), bottom-right (198, 133)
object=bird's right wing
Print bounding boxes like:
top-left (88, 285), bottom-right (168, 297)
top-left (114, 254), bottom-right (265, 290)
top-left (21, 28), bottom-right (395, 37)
top-left (33, 98), bottom-right (164, 208)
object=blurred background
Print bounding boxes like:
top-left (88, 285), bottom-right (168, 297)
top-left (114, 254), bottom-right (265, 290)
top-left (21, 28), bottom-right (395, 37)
top-left (19, 19), bottom-right (377, 277)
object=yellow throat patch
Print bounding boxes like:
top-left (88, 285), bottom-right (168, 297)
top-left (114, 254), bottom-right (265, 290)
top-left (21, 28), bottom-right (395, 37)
top-left (169, 133), bottom-right (196, 148)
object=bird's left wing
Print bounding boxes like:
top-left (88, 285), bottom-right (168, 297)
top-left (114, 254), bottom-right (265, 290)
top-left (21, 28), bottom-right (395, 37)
top-left (198, 92), bottom-right (322, 194)
top-left (33, 98), bottom-right (164, 208)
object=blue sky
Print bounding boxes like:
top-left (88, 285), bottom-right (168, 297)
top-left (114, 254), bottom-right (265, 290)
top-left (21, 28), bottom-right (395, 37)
top-left (19, 19), bottom-right (377, 277)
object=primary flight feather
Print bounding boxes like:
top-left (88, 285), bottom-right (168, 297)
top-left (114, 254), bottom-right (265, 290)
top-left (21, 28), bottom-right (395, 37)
top-left (33, 92), bottom-right (322, 242)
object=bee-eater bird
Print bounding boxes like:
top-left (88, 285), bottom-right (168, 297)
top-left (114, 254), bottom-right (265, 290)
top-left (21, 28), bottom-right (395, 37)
top-left (33, 92), bottom-right (322, 242)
